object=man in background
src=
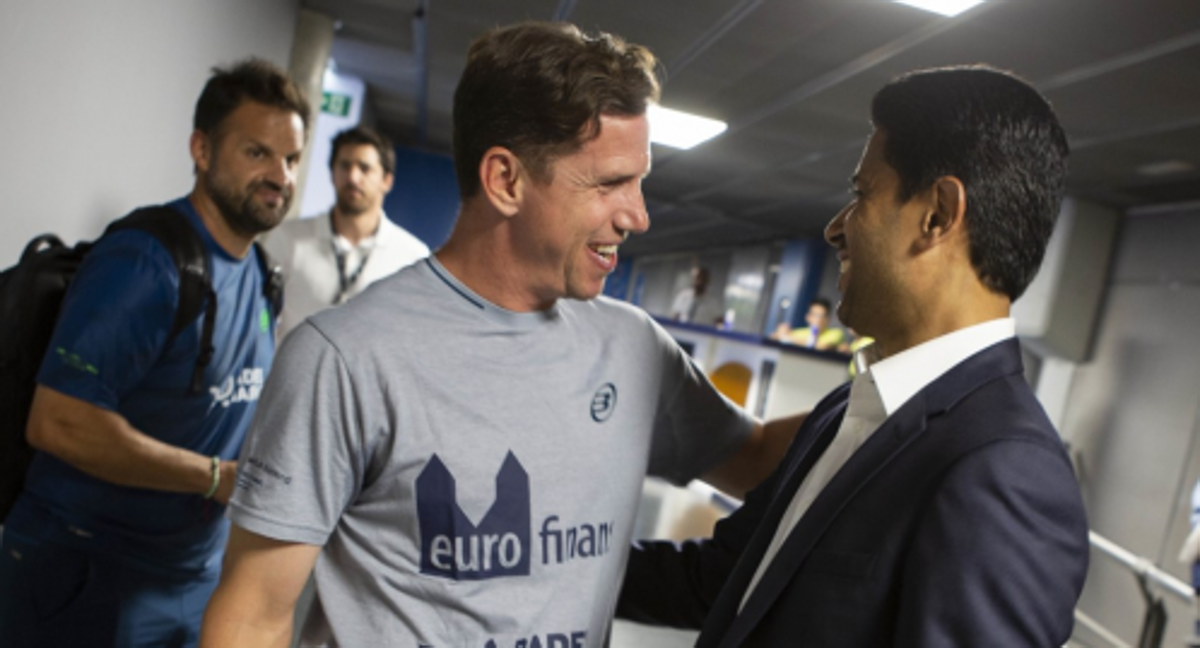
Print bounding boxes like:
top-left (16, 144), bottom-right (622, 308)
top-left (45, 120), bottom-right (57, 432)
top-left (0, 59), bottom-right (308, 647)
top-left (771, 296), bottom-right (844, 350)
top-left (670, 266), bottom-right (710, 323)
top-left (264, 126), bottom-right (429, 339)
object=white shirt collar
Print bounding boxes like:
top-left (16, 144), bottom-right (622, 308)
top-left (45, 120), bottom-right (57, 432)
top-left (329, 209), bottom-right (389, 253)
top-left (855, 317), bottom-right (1016, 417)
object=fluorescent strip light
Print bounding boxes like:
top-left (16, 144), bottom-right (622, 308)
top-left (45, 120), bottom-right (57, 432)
top-left (892, 0), bottom-right (984, 17)
top-left (1136, 159), bottom-right (1194, 177)
top-left (648, 104), bottom-right (727, 150)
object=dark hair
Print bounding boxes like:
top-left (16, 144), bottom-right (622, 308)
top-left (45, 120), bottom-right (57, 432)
top-left (810, 297), bottom-right (832, 313)
top-left (452, 21), bottom-right (661, 198)
top-left (870, 65), bottom-right (1068, 301)
top-left (193, 58), bottom-right (311, 137)
top-left (330, 126), bottom-right (396, 176)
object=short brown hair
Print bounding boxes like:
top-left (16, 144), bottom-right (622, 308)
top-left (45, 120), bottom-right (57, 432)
top-left (452, 22), bottom-right (661, 198)
top-left (193, 58), bottom-right (311, 137)
top-left (330, 126), bottom-right (396, 176)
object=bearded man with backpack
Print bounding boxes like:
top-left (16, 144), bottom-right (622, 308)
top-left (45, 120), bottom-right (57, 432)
top-left (0, 58), bottom-right (308, 647)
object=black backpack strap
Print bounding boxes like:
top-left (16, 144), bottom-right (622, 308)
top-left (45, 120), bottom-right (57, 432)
top-left (191, 283), bottom-right (218, 394)
top-left (19, 235), bottom-right (67, 264)
top-left (253, 241), bottom-right (284, 322)
top-left (104, 206), bottom-right (214, 394)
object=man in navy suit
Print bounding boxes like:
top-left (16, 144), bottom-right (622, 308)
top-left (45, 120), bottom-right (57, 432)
top-left (618, 65), bottom-right (1089, 647)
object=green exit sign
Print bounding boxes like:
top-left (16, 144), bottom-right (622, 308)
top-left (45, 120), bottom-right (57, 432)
top-left (321, 92), bottom-right (353, 117)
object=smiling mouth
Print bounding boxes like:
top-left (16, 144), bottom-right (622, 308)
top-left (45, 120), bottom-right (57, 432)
top-left (257, 191), bottom-right (282, 207)
top-left (592, 244), bottom-right (618, 261)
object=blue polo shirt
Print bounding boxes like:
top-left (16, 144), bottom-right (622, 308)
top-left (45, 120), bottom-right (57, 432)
top-left (12, 197), bottom-right (275, 575)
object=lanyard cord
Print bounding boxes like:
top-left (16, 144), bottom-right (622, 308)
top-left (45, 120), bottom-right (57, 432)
top-left (330, 211), bottom-right (375, 305)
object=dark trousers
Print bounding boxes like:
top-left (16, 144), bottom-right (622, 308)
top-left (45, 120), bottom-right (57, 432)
top-left (0, 524), bottom-right (218, 648)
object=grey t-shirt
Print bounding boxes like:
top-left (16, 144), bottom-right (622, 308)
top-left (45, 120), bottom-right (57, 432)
top-left (229, 257), bottom-right (754, 647)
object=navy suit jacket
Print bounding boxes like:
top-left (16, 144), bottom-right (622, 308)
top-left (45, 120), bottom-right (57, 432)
top-left (618, 339), bottom-right (1089, 647)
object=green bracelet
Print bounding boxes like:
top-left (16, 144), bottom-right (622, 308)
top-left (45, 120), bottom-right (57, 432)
top-left (203, 455), bottom-right (221, 499)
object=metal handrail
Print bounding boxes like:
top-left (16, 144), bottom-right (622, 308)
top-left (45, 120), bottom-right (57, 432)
top-left (1089, 531), bottom-right (1194, 602)
top-left (1073, 531), bottom-right (1195, 648)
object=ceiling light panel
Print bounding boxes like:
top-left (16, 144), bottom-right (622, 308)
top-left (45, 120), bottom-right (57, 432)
top-left (892, 0), bottom-right (985, 18)
top-left (648, 104), bottom-right (728, 150)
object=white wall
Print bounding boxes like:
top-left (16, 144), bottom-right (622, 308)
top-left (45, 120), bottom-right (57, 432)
top-left (722, 245), bottom-right (770, 335)
top-left (0, 0), bottom-right (299, 265)
top-left (1013, 198), bottom-right (1121, 362)
top-left (1059, 207), bottom-right (1200, 645)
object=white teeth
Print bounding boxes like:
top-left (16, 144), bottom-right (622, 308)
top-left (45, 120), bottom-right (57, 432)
top-left (593, 244), bottom-right (618, 257)
top-left (840, 259), bottom-right (851, 273)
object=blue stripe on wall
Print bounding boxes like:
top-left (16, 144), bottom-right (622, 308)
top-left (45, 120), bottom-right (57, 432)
top-left (603, 256), bottom-right (635, 301)
top-left (383, 146), bottom-right (461, 251)
top-left (764, 239), bottom-right (827, 335)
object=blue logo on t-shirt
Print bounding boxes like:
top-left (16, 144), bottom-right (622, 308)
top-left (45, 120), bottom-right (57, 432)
top-left (484, 631), bottom-right (587, 648)
top-left (417, 452), bottom-right (531, 580)
top-left (590, 383), bottom-right (617, 422)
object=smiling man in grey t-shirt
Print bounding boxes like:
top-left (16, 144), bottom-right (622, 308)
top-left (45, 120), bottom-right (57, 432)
top-left (201, 22), bottom-right (803, 648)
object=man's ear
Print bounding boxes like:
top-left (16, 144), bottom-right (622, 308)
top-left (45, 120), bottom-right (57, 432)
top-left (479, 147), bottom-right (524, 217)
top-left (190, 130), bottom-right (211, 174)
top-left (918, 175), bottom-right (967, 250)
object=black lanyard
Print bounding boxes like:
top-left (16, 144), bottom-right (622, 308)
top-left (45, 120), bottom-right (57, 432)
top-left (330, 211), bottom-right (374, 305)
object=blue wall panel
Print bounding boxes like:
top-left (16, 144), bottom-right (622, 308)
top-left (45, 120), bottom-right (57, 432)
top-left (384, 146), bottom-right (461, 251)
top-left (764, 239), bottom-right (827, 334)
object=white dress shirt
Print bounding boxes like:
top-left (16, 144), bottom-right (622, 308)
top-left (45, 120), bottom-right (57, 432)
top-left (670, 287), bottom-right (699, 322)
top-left (740, 317), bottom-right (1017, 609)
top-left (262, 211), bottom-right (430, 339)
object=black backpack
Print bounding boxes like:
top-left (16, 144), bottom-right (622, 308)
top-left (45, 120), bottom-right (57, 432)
top-left (0, 205), bottom-right (283, 522)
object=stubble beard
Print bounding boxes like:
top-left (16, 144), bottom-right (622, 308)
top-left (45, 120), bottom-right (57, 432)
top-left (835, 297), bottom-right (854, 332)
top-left (204, 169), bottom-right (291, 237)
top-left (335, 188), bottom-right (372, 218)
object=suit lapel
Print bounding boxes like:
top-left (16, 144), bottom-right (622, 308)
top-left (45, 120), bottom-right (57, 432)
top-left (719, 400), bottom-right (928, 646)
top-left (713, 339), bottom-right (1026, 647)
top-left (696, 390), bottom-right (848, 648)
top-left (691, 388), bottom-right (849, 648)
